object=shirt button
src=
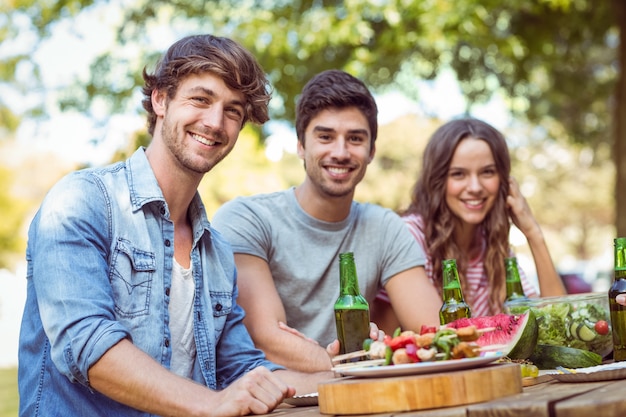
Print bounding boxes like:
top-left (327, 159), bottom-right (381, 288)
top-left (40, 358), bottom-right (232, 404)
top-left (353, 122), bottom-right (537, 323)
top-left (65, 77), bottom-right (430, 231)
top-left (164, 338), bottom-right (170, 348)
top-left (165, 288), bottom-right (170, 296)
top-left (164, 239), bottom-right (171, 247)
top-left (215, 304), bottom-right (222, 312)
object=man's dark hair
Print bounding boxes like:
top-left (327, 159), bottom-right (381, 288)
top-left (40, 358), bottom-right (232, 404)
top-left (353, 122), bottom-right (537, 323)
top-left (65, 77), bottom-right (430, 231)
top-left (295, 70), bottom-right (378, 146)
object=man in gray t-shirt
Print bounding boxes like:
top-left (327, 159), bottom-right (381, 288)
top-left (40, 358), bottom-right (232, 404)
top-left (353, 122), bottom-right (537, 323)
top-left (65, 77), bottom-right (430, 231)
top-left (212, 70), bottom-right (441, 373)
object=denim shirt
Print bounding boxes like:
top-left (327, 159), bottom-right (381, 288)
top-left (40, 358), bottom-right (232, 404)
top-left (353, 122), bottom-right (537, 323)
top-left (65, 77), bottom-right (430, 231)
top-left (18, 148), bottom-right (281, 416)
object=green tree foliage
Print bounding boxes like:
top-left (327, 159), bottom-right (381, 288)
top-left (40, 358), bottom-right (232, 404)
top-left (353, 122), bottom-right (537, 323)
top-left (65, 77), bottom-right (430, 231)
top-left (505, 123), bottom-right (615, 261)
top-left (0, 164), bottom-right (28, 269)
top-left (3, 0), bottom-right (621, 150)
top-left (198, 126), bottom-right (304, 216)
top-left (356, 114), bottom-right (440, 210)
top-left (0, 0), bottom-right (622, 261)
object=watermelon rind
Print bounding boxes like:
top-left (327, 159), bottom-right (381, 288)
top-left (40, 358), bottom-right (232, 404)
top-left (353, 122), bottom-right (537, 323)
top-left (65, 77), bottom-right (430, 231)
top-left (507, 310), bottom-right (538, 360)
top-left (529, 344), bottom-right (602, 369)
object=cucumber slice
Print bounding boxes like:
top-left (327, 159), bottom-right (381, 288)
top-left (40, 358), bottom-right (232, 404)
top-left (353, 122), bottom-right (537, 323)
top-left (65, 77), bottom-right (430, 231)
top-left (570, 322), bottom-right (596, 341)
top-left (577, 325), bottom-right (596, 342)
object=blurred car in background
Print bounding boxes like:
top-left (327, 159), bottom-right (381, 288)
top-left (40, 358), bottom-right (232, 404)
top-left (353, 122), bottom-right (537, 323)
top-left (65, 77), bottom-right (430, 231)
top-left (557, 258), bottom-right (613, 294)
top-left (559, 272), bottom-right (593, 294)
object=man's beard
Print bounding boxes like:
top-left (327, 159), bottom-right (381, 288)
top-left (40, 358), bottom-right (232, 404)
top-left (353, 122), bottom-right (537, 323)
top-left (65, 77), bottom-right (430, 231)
top-left (160, 117), bottom-right (231, 174)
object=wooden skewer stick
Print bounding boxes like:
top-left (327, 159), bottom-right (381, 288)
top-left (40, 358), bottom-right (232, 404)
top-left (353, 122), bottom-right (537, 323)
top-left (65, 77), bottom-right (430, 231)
top-left (475, 327), bottom-right (496, 334)
top-left (439, 326), bottom-right (496, 332)
top-left (331, 359), bottom-right (386, 371)
top-left (442, 327), bottom-right (497, 337)
top-left (433, 343), bottom-right (509, 358)
top-left (477, 343), bottom-right (509, 352)
top-left (331, 349), bottom-right (368, 364)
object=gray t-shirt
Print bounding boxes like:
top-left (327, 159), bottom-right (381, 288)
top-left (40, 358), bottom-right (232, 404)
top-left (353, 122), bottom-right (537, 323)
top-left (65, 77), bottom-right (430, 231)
top-left (212, 187), bottom-right (426, 346)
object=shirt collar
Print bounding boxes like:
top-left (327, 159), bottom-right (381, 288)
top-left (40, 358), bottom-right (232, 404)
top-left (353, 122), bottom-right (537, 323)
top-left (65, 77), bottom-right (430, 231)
top-left (126, 147), bottom-right (212, 239)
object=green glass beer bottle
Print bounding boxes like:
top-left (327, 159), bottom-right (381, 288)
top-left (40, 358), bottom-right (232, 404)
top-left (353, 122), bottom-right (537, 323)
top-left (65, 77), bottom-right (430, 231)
top-left (503, 256), bottom-right (529, 312)
top-left (334, 252), bottom-right (370, 355)
top-left (439, 259), bottom-right (472, 325)
top-left (609, 237), bottom-right (626, 361)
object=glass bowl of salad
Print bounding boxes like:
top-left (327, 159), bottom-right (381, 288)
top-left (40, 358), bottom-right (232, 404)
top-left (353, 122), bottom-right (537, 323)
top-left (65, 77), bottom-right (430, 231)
top-left (504, 292), bottom-right (613, 358)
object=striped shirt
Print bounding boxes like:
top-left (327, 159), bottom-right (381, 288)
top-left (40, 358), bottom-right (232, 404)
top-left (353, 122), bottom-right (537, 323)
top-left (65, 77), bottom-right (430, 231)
top-left (376, 213), bottom-right (539, 316)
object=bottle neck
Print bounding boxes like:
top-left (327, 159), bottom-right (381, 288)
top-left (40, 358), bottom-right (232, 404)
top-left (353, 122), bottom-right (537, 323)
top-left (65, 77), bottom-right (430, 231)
top-left (505, 259), bottom-right (526, 299)
top-left (339, 256), bottom-right (361, 296)
top-left (506, 282), bottom-right (526, 299)
top-left (615, 269), bottom-right (626, 281)
top-left (615, 239), bottom-right (626, 281)
top-left (442, 261), bottom-right (465, 303)
top-left (442, 284), bottom-right (465, 303)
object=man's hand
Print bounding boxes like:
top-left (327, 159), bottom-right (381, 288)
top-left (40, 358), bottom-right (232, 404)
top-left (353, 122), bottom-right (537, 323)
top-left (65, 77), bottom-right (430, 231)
top-left (277, 320), bottom-right (384, 357)
top-left (368, 322), bottom-right (386, 342)
top-left (212, 367), bottom-right (295, 417)
top-left (325, 322), bottom-right (385, 356)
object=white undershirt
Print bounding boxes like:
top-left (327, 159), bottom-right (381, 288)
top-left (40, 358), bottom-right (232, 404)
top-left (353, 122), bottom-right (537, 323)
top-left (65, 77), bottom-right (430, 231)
top-left (168, 259), bottom-right (196, 378)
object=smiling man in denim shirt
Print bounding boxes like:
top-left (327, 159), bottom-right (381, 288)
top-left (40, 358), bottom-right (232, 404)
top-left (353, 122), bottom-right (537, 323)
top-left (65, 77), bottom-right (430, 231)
top-left (18, 34), bottom-right (330, 417)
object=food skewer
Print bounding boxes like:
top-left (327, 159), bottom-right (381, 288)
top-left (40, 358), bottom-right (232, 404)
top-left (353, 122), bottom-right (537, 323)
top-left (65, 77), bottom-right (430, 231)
top-left (331, 326), bottom-right (502, 367)
top-left (332, 344), bottom-right (507, 373)
top-left (332, 342), bottom-right (508, 369)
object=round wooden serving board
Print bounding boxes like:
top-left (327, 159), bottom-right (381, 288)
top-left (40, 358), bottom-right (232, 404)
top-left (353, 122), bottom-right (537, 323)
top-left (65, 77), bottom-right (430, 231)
top-left (318, 362), bottom-right (522, 415)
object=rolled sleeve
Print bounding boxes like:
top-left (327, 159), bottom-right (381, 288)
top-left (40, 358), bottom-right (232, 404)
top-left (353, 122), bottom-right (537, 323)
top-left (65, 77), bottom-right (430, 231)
top-left (30, 173), bottom-right (131, 384)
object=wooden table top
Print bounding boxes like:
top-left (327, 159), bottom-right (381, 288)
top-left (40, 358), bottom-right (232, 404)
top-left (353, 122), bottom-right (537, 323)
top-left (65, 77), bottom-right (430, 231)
top-left (269, 377), bottom-right (626, 417)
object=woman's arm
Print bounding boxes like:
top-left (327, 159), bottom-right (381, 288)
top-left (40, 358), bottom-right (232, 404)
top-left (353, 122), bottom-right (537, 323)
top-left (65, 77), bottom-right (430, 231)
top-left (507, 177), bottom-right (566, 296)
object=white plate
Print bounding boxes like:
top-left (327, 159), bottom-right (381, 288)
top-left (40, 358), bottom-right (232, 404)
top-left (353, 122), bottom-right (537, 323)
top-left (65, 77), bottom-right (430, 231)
top-left (545, 362), bottom-right (626, 383)
top-left (335, 352), bottom-right (505, 378)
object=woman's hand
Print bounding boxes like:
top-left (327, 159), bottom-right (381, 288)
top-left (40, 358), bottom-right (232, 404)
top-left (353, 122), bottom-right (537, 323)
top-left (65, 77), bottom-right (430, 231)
top-left (507, 177), bottom-right (566, 297)
top-left (506, 177), bottom-right (541, 238)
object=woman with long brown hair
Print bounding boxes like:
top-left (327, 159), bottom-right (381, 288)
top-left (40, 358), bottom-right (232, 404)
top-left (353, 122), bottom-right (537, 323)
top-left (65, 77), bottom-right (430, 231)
top-left (373, 118), bottom-right (565, 329)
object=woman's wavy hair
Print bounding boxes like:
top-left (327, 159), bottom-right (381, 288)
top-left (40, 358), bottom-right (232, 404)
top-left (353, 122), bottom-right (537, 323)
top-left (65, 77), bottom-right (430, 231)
top-left (404, 118), bottom-right (511, 314)
top-left (141, 34), bottom-right (271, 136)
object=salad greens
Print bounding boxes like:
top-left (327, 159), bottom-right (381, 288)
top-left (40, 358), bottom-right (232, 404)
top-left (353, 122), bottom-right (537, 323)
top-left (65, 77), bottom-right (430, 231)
top-left (509, 301), bottom-right (612, 357)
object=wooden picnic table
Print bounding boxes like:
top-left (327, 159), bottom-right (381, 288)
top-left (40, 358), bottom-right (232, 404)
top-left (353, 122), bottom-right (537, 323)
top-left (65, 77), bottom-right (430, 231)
top-left (269, 371), bottom-right (626, 417)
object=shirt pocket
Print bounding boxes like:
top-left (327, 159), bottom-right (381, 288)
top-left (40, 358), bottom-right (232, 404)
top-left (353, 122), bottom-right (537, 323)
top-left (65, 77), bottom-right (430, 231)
top-left (209, 292), bottom-right (232, 335)
top-left (110, 238), bottom-right (156, 318)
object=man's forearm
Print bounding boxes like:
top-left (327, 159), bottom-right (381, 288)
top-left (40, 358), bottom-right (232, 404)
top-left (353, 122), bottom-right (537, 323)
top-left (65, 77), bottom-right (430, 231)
top-left (88, 339), bottom-right (212, 416)
top-left (256, 327), bottom-right (333, 372)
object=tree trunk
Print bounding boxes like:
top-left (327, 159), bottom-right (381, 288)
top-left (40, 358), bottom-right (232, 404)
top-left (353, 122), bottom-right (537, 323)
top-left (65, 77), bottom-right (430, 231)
top-left (614, 0), bottom-right (626, 237)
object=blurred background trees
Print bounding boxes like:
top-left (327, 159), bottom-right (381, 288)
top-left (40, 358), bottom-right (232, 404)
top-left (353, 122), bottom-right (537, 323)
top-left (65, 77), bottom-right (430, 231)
top-left (0, 0), bottom-right (623, 277)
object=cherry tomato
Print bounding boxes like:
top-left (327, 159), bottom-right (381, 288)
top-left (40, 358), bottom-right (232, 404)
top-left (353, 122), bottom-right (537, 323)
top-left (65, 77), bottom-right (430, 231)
top-left (595, 320), bottom-right (609, 336)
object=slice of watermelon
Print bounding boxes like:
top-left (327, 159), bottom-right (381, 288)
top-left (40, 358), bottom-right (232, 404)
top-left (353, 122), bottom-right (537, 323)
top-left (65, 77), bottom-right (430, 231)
top-left (445, 311), bottom-right (538, 360)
